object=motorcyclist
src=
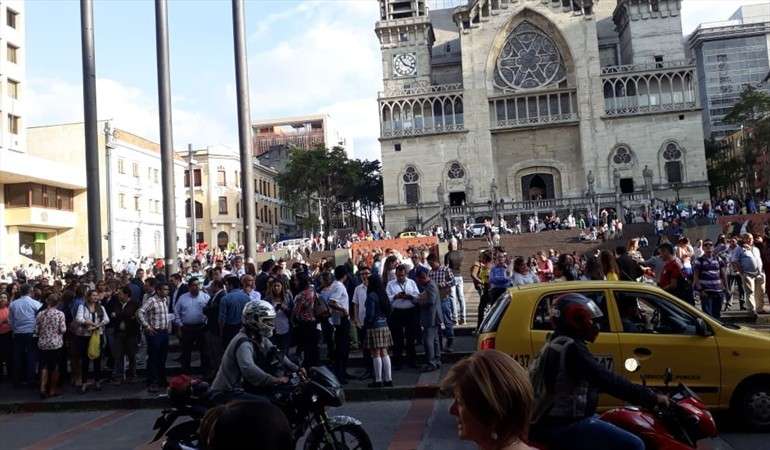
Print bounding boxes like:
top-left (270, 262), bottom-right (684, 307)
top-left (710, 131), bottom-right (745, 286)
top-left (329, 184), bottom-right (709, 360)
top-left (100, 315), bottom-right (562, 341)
top-left (530, 293), bottom-right (669, 450)
top-left (209, 300), bottom-right (299, 404)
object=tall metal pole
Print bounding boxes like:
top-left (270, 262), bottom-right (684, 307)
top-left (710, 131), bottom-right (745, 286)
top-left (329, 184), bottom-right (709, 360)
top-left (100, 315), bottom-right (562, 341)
top-left (187, 144), bottom-right (196, 255)
top-left (80, 0), bottom-right (103, 279)
top-left (155, 0), bottom-right (178, 276)
top-left (232, 0), bottom-right (256, 261)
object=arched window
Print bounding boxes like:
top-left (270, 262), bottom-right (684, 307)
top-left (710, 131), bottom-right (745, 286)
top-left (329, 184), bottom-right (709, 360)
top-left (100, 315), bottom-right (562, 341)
top-left (447, 162), bottom-right (465, 179)
top-left (403, 166), bottom-right (420, 205)
top-left (663, 142), bottom-right (683, 183)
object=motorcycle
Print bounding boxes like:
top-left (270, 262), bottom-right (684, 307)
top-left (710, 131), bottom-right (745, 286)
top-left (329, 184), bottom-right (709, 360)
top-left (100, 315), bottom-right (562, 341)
top-left (599, 358), bottom-right (719, 450)
top-left (532, 358), bottom-right (719, 450)
top-left (151, 367), bottom-right (372, 450)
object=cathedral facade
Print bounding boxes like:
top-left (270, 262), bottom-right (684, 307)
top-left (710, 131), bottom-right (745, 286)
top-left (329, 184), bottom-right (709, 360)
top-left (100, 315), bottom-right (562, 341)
top-left (376, 0), bottom-right (710, 233)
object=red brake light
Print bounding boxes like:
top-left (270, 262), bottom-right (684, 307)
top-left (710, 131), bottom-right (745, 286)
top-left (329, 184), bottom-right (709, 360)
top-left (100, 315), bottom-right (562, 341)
top-left (479, 336), bottom-right (496, 350)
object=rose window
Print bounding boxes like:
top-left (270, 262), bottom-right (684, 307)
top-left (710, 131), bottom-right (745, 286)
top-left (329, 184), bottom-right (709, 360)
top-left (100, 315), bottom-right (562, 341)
top-left (447, 162), bottom-right (465, 179)
top-left (663, 143), bottom-right (682, 161)
top-left (494, 21), bottom-right (567, 91)
top-left (613, 147), bottom-right (632, 165)
top-left (403, 166), bottom-right (419, 183)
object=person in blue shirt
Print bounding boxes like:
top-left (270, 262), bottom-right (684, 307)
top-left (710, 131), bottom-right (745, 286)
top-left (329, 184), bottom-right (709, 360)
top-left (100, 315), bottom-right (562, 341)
top-left (488, 252), bottom-right (512, 305)
top-left (219, 276), bottom-right (251, 347)
top-left (9, 284), bottom-right (42, 386)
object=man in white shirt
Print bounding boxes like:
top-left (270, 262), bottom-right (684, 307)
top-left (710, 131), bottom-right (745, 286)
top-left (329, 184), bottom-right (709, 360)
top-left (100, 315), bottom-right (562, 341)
top-left (386, 265), bottom-right (420, 369)
top-left (731, 234), bottom-right (767, 314)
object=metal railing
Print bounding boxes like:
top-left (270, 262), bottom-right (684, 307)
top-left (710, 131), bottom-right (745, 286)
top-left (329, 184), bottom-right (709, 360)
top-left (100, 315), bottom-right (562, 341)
top-left (379, 82), bottom-right (463, 99)
top-left (381, 123), bottom-right (465, 138)
top-left (489, 88), bottom-right (579, 130)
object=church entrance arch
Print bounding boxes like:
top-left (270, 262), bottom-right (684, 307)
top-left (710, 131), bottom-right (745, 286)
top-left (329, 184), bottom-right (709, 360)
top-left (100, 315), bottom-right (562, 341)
top-left (521, 173), bottom-right (555, 200)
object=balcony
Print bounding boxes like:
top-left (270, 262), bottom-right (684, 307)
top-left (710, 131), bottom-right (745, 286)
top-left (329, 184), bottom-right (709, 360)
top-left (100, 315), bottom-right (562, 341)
top-left (379, 83), bottom-right (465, 139)
top-left (489, 88), bottom-right (579, 131)
top-left (601, 60), bottom-right (698, 117)
top-left (4, 207), bottom-right (77, 229)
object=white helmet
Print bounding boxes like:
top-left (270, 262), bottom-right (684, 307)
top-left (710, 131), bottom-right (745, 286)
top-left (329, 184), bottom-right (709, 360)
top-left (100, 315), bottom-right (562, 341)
top-left (242, 300), bottom-right (276, 338)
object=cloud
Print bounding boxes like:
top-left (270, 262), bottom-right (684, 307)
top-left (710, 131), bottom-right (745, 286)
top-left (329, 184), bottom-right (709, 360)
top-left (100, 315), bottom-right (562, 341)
top-left (247, 1), bottom-right (383, 161)
top-left (26, 77), bottom-right (235, 149)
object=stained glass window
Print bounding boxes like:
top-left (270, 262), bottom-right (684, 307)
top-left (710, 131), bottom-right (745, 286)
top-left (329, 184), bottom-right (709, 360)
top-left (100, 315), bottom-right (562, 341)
top-left (448, 162), bottom-right (465, 179)
top-left (495, 21), bottom-right (567, 91)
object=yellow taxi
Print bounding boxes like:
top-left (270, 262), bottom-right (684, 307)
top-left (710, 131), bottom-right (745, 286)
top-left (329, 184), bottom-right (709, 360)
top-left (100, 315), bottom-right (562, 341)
top-left (478, 281), bottom-right (770, 430)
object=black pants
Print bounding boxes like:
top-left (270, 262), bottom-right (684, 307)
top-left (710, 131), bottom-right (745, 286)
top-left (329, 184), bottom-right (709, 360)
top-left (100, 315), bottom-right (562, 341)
top-left (477, 288), bottom-right (492, 331)
top-left (333, 318), bottom-right (351, 381)
top-left (321, 320), bottom-right (335, 363)
top-left (389, 308), bottom-right (419, 367)
top-left (77, 335), bottom-right (102, 384)
top-left (0, 332), bottom-right (11, 381)
top-left (296, 321), bottom-right (320, 369)
top-left (12, 333), bottom-right (37, 386)
top-left (180, 324), bottom-right (208, 373)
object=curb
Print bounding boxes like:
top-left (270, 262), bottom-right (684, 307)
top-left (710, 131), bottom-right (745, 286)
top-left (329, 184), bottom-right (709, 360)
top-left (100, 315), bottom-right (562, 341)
top-left (0, 385), bottom-right (443, 414)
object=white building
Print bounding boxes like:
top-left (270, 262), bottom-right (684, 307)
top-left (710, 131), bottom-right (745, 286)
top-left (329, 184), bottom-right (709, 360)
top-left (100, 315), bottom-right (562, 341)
top-left (375, 0), bottom-right (710, 233)
top-left (104, 123), bottom-right (187, 262)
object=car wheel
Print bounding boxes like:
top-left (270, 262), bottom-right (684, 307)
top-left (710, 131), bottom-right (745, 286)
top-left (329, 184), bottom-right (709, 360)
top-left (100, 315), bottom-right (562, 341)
top-left (738, 382), bottom-right (770, 431)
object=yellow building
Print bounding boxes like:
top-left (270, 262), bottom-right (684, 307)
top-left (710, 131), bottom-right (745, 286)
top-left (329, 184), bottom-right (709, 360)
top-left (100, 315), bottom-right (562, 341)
top-left (179, 145), bottom-right (283, 250)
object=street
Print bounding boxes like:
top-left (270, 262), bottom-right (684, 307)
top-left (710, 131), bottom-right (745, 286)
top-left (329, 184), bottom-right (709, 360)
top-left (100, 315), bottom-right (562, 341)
top-left (0, 399), bottom-right (767, 450)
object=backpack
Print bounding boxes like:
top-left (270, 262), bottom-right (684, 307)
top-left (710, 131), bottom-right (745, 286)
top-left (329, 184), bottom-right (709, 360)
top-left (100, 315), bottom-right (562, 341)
top-left (529, 335), bottom-right (575, 423)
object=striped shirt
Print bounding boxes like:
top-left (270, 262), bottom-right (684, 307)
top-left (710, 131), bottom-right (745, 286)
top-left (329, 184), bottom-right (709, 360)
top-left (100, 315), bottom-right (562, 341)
top-left (693, 255), bottom-right (725, 293)
top-left (137, 295), bottom-right (170, 332)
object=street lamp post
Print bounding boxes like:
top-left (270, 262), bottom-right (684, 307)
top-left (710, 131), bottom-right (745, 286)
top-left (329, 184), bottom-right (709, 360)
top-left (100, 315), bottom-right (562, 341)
top-left (187, 144), bottom-right (197, 254)
top-left (415, 202), bottom-right (422, 231)
top-left (672, 182), bottom-right (682, 203)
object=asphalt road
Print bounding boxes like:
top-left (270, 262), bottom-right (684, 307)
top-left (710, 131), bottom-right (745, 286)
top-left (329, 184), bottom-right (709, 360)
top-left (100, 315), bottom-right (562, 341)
top-left (0, 399), bottom-right (766, 450)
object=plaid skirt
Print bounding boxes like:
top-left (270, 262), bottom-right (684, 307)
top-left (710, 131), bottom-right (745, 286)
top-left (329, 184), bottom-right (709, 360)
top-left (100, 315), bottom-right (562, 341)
top-left (366, 326), bottom-right (393, 349)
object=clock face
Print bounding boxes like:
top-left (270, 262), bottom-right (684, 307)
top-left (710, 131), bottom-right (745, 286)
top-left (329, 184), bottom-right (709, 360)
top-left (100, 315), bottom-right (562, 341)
top-left (393, 53), bottom-right (417, 77)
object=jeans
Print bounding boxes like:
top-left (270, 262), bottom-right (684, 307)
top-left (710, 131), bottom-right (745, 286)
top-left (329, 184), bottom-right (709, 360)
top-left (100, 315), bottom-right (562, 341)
top-left (700, 291), bottom-right (724, 320)
top-left (421, 326), bottom-right (440, 367)
top-left (441, 298), bottom-right (455, 338)
top-left (0, 332), bottom-right (11, 381)
top-left (295, 321), bottom-right (320, 369)
top-left (110, 331), bottom-right (138, 379)
top-left (541, 416), bottom-right (644, 450)
top-left (450, 276), bottom-right (466, 322)
top-left (12, 333), bottom-right (37, 386)
top-left (145, 331), bottom-right (169, 387)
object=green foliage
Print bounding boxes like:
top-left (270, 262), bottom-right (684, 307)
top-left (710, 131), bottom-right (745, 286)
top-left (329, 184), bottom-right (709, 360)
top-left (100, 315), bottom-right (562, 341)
top-left (275, 145), bottom-right (384, 232)
top-left (723, 85), bottom-right (770, 125)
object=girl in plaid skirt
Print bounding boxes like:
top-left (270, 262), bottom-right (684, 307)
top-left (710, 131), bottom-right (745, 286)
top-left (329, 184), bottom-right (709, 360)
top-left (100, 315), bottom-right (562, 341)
top-left (364, 275), bottom-right (393, 388)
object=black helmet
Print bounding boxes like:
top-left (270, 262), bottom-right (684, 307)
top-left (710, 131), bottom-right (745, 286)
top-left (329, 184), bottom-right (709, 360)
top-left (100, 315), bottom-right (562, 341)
top-left (551, 293), bottom-right (604, 342)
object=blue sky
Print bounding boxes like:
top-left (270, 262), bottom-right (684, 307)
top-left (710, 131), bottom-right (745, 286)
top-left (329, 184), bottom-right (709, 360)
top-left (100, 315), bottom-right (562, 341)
top-left (24, 0), bottom-right (766, 162)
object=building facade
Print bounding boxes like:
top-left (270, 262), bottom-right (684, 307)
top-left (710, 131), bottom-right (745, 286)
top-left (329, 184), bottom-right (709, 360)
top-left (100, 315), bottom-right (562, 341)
top-left (376, 0), bottom-right (710, 233)
top-left (179, 145), bottom-right (283, 250)
top-left (689, 4), bottom-right (770, 139)
top-left (252, 114), bottom-right (350, 157)
top-left (26, 122), bottom-right (187, 265)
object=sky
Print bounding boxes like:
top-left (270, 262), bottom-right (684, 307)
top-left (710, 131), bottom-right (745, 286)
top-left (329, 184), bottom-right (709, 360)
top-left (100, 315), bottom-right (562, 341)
top-left (24, 0), bottom-right (770, 163)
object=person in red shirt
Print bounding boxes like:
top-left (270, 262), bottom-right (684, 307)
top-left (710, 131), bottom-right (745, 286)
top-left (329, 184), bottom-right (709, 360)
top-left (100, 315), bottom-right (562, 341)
top-left (658, 243), bottom-right (692, 304)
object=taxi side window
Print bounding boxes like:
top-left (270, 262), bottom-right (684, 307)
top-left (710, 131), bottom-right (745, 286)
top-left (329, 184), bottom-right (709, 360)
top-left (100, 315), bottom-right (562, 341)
top-left (614, 291), bottom-right (697, 335)
top-left (532, 291), bottom-right (610, 331)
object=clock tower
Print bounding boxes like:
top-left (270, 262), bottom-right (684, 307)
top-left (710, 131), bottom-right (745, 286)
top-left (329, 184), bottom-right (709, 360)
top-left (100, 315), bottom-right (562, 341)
top-left (375, 0), bottom-right (434, 93)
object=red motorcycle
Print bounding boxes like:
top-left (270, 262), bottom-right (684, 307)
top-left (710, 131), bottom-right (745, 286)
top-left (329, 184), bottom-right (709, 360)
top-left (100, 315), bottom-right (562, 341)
top-left (534, 358), bottom-right (720, 450)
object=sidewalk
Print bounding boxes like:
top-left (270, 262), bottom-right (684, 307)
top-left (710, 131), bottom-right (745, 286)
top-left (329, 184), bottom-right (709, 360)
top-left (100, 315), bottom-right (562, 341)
top-left (0, 334), bottom-right (476, 413)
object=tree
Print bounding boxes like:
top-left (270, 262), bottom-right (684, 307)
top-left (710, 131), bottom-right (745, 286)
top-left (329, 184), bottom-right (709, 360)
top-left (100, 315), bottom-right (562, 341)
top-left (276, 145), bottom-right (384, 235)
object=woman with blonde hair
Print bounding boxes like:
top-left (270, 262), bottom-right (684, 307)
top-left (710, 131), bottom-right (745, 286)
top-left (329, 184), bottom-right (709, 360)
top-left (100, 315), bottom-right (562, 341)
top-left (442, 350), bottom-right (535, 450)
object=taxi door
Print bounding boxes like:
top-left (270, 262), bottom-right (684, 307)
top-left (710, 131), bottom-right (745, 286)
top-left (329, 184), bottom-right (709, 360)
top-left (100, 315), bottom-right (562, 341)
top-left (609, 289), bottom-right (721, 406)
top-left (529, 289), bottom-right (624, 408)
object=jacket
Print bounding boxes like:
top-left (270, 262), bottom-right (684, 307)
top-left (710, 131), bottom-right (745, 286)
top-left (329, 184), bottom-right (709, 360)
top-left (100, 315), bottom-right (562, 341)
top-left (105, 296), bottom-right (140, 335)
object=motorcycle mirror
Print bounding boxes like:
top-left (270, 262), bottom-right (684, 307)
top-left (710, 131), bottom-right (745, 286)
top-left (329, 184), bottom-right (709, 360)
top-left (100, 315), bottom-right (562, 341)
top-left (624, 358), bottom-right (640, 373)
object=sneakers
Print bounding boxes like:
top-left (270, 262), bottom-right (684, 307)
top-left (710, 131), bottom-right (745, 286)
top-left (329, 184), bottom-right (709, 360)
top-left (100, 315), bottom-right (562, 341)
top-left (367, 381), bottom-right (383, 388)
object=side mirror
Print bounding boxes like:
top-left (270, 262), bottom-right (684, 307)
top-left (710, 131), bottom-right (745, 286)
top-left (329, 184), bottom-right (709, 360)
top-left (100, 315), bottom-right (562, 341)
top-left (624, 358), bottom-right (640, 373)
top-left (695, 317), bottom-right (713, 337)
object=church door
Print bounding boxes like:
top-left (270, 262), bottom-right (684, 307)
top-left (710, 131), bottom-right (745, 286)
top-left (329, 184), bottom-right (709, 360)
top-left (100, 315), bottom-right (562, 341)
top-left (521, 174), bottom-right (555, 200)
